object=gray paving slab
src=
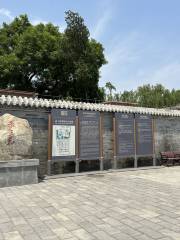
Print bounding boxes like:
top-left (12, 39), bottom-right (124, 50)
top-left (1, 167), bottom-right (180, 239)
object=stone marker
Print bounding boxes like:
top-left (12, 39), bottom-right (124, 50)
top-left (0, 113), bottom-right (33, 161)
top-left (0, 114), bottom-right (39, 187)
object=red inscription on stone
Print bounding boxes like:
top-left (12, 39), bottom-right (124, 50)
top-left (7, 120), bottom-right (15, 145)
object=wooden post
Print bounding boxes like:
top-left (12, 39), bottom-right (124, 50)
top-left (134, 117), bottom-right (137, 168)
top-left (47, 114), bottom-right (52, 175)
top-left (75, 115), bottom-right (79, 173)
top-left (99, 113), bottom-right (104, 171)
top-left (152, 117), bottom-right (156, 166)
top-left (113, 116), bottom-right (117, 169)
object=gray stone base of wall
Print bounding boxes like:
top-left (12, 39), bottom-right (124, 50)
top-left (0, 159), bottom-right (39, 188)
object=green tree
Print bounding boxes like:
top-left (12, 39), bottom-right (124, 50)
top-left (98, 87), bottom-right (106, 101)
top-left (119, 90), bottom-right (138, 103)
top-left (118, 84), bottom-right (180, 108)
top-left (137, 84), bottom-right (169, 108)
top-left (105, 81), bottom-right (116, 100)
top-left (0, 12), bottom-right (107, 100)
top-left (107, 84), bottom-right (180, 108)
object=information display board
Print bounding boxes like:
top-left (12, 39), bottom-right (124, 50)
top-left (79, 110), bottom-right (100, 160)
top-left (115, 113), bottom-right (135, 157)
top-left (135, 114), bottom-right (153, 156)
top-left (51, 109), bottom-right (76, 161)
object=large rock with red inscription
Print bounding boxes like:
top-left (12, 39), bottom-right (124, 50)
top-left (0, 114), bottom-right (33, 161)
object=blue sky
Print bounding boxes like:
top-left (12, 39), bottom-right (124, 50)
top-left (0, 0), bottom-right (180, 91)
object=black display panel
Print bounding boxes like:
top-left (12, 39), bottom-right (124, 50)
top-left (115, 113), bottom-right (135, 157)
top-left (79, 110), bottom-right (100, 160)
top-left (135, 114), bottom-right (153, 156)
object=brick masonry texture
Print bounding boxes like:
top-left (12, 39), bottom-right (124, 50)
top-left (0, 106), bottom-right (180, 176)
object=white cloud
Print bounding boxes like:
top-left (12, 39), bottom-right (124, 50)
top-left (31, 17), bottom-right (66, 32)
top-left (100, 29), bottom-right (180, 92)
top-left (91, 0), bottom-right (114, 40)
top-left (101, 57), bottom-right (180, 91)
top-left (144, 62), bottom-right (180, 89)
top-left (100, 32), bottom-right (141, 89)
top-left (107, 32), bottom-right (140, 65)
top-left (0, 8), bottom-right (13, 20)
top-left (31, 18), bottom-right (48, 25)
top-left (91, 10), bottom-right (112, 40)
top-left (57, 23), bottom-right (66, 32)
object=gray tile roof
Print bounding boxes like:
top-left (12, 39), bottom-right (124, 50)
top-left (0, 94), bottom-right (180, 117)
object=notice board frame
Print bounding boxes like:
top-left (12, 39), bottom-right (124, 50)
top-left (78, 110), bottom-right (104, 171)
top-left (113, 112), bottom-right (156, 169)
top-left (134, 114), bottom-right (156, 167)
top-left (115, 113), bottom-right (136, 156)
top-left (47, 109), bottom-right (79, 175)
top-left (113, 113), bottom-right (136, 169)
top-left (48, 109), bottom-right (104, 174)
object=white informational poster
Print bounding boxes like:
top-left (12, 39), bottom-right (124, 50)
top-left (52, 125), bottom-right (75, 157)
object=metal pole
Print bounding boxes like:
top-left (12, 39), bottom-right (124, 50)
top-left (47, 114), bottom-right (52, 175)
top-left (75, 115), bottom-right (80, 173)
top-left (134, 116), bottom-right (138, 168)
top-left (113, 117), bottom-right (117, 169)
top-left (152, 118), bottom-right (156, 166)
top-left (99, 113), bottom-right (104, 171)
top-left (75, 160), bottom-right (79, 173)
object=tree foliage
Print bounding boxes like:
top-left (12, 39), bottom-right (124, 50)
top-left (104, 82), bottom-right (180, 108)
top-left (136, 84), bottom-right (180, 107)
top-left (105, 81), bottom-right (116, 99)
top-left (0, 11), bottom-right (107, 99)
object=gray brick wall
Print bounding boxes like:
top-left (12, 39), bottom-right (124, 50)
top-left (154, 116), bottom-right (180, 157)
top-left (0, 106), bottom-right (180, 176)
top-left (0, 106), bottom-right (49, 176)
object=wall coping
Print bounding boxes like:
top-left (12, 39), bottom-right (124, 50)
top-left (0, 94), bottom-right (180, 117)
top-left (0, 159), bottom-right (39, 168)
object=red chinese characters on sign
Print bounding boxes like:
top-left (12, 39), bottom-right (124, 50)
top-left (7, 120), bottom-right (15, 145)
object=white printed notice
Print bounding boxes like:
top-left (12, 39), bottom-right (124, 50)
top-left (52, 125), bottom-right (75, 157)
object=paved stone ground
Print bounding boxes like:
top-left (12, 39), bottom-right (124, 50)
top-left (1, 167), bottom-right (180, 240)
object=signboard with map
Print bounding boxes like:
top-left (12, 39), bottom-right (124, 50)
top-left (51, 109), bottom-right (76, 161)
